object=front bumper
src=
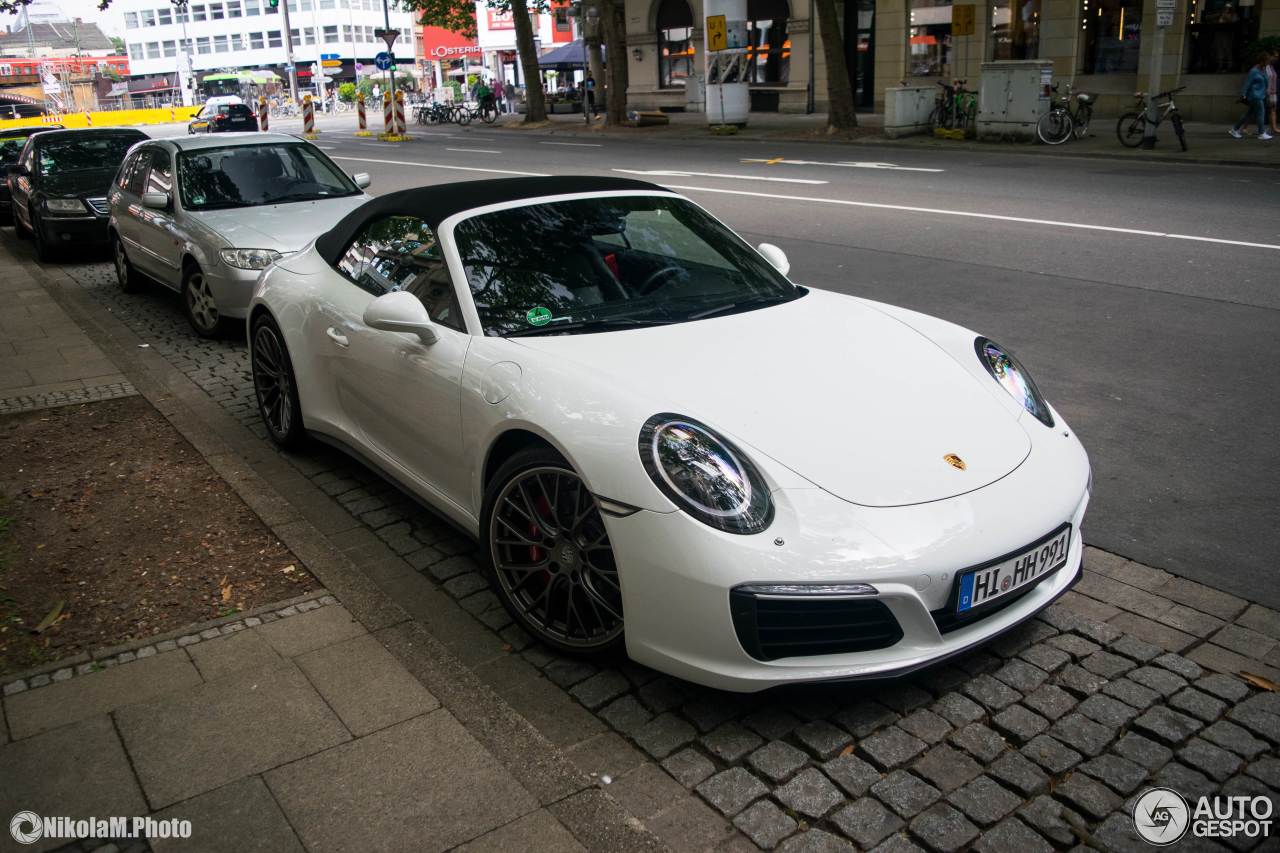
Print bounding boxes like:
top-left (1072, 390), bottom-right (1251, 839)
top-left (607, 427), bottom-right (1090, 692)
top-left (39, 214), bottom-right (108, 245)
top-left (205, 263), bottom-right (261, 320)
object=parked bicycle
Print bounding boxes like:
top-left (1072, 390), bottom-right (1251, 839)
top-left (1036, 83), bottom-right (1095, 145)
top-left (1116, 86), bottom-right (1188, 151)
top-left (929, 80), bottom-right (978, 134)
top-left (416, 102), bottom-right (452, 125)
top-left (415, 100), bottom-right (498, 126)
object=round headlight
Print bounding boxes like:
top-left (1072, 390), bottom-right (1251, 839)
top-left (975, 337), bottom-right (1054, 427)
top-left (638, 414), bottom-right (773, 534)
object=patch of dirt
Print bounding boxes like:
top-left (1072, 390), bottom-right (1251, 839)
top-left (0, 395), bottom-right (317, 677)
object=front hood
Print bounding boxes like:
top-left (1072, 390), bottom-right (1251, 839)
top-left (513, 288), bottom-right (1032, 508)
top-left (42, 169), bottom-right (115, 198)
top-left (191, 194), bottom-right (369, 252)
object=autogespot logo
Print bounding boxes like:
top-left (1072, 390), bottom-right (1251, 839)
top-left (9, 812), bottom-right (43, 845)
top-left (1133, 788), bottom-right (1191, 845)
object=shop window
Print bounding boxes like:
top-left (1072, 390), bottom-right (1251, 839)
top-left (1081, 0), bottom-right (1141, 72)
top-left (746, 0), bottom-right (790, 84)
top-left (909, 0), bottom-right (952, 76)
top-left (657, 0), bottom-right (695, 89)
top-left (125, 12), bottom-right (138, 28)
top-left (991, 0), bottom-right (1040, 59)
top-left (555, 6), bottom-right (573, 31)
top-left (1185, 0), bottom-right (1259, 72)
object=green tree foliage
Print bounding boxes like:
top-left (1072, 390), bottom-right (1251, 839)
top-left (338, 81), bottom-right (357, 102)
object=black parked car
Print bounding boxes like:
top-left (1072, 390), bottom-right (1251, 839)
top-left (188, 102), bottom-right (258, 133)
top-left (8, 127), bottom-right (147, 261)
top-left (0, 125), bottom-right (61, 223)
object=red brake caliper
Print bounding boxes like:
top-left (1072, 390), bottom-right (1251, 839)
top-left (529, 496), bottom-right (553, 584)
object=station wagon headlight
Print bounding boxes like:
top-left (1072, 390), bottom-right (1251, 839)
top-left (975, 337), bottom-right (1054, 427)
top-left (220, 248), bottom-right (282, 270)
top-left (639, 414), bottom-right (773, 534)
top-left (43, 198), bottom-right (87, 216)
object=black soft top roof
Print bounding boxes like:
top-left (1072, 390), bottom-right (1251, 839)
top-left (315, 176), bottom-right (666, 266)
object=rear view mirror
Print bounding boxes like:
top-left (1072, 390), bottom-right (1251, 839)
top-left (757, 242), bottom-right (790, 277)
top-left (363, 290), bottom-right (437, 344)
top-left (142, 191), bottom-right (170, 210)
top-left (352, 172), bottom-right (371, 189)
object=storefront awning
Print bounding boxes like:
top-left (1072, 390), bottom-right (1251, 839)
top-left (536, 39), bottom-right (606, 70)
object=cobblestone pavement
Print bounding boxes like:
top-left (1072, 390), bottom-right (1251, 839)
top-left (56, 258), bottom-right (1280, 852)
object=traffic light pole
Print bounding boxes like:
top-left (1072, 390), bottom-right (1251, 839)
top-left (380, 1), bottom-right (396, 123)
top-left (279, 0), bottom-right (300, 103)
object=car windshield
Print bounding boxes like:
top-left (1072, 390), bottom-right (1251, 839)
top-left (177, 143), bottom-right (358, 210)
top-left (453, 195), bottom-right (802, 337)
top-left (37, 135), bottom-right (139, 176)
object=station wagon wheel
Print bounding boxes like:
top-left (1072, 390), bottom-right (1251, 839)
top-left (182, 264), bottom-right (220, 337)
top-left (483, 451), bottom-right (624, 654)
top-left (112, 233), bottom-right (144, 293)
top-left (250, 314), bottom-right (306, 449)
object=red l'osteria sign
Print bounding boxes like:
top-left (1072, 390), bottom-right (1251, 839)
top-left (421, 26), bottom-right (483, 59)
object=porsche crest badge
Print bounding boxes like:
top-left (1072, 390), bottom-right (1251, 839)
top-left (944, 454), bottom-right (966, 471)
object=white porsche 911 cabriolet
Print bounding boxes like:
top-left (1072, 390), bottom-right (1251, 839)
top-left (247, 176), bottom-right (1090, 692)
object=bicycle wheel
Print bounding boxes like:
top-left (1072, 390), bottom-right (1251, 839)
top-left (482, 105), bottom-right (498, 124)
top-left (457, 108), bottom-right (473, 126)
top-left (928, 103), bottom-right (944, 132)
top-left (1171, 112), bottom-right (1188, 151)
top-left (1072, 103), bottom-right (1093, 139)
top-left (1037, 109), bottom-right (1073, 145)
top-left (1116, 112), bottom-right (1146, 147)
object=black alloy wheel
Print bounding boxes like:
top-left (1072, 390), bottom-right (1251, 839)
top-left (250, 314), bottom-right (306, 449)
top-left (482, 448), bottom-right (624, 655)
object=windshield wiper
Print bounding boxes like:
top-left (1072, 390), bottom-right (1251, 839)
top-left (686, 293), bottom-right (797, 321)
top-left (504, 317), bottom-right (671, 337)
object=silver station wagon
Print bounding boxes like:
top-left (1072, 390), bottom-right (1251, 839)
top-left (108, 132), bottom-right (371, 337)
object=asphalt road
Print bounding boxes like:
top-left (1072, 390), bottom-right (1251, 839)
top-left (142, 119), bottom-right (1280, 608)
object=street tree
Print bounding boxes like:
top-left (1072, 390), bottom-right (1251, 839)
top-left (599, 0), bottom-right (628, 125)
top-left (814, 0), bottom-right (857, 129)
top-left (403, 0), bottom-right (548, 123)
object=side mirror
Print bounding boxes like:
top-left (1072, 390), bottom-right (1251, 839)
top-left (757, 242), bottom-right (790, 277)
top-left (363, 290), bottom-right (437, 344)
top-left (352, 172), bottom-right (371, 189)
top-left (142, 191), bottom-right (170, 210)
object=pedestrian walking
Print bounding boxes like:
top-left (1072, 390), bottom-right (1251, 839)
top-left (1229, 53), bottom-right (1272, 139)
top-left (493, 79), bottom-right (505, 113)
top-left (1267, 50), bottom-right (1279, 135)
top-left (585, 75), bottom-right (597, 118)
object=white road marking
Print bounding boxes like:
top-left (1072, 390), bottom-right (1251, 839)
top-left (331, 155), bottom-right (546, 177)
top-left (446, 147), bottom-right (501, 154)
top-left (741, 158), bottom-right (945, 173)
top-left (663, 184), bottom-right (1280, 251)
top-left (540, 141), bottom-right (603, 147)
top-left (614, 168), bottom-right (827, 185)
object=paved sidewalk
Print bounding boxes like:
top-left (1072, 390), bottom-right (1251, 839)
top-left (478, 111), bottom-right (1280, 168)
top-left (0, 261), bottom-right (135, 414)
top-left (4, 233), bottom-right (1278, 853)
top-left (1, 595), bottom-right (591, 853)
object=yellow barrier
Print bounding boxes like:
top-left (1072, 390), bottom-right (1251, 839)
top-left (0, 107), bottom-right (202, 131)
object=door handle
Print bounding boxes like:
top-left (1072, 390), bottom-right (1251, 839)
top-left (326, 327), bottom-right (349, 347)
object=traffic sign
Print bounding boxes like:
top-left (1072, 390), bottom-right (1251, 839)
top-left (321, 52), bottom-right (339, 60)
top-left (706, 15), bottom-right (726, 51)
top-left (952, 4), bottom-right (975, 36)
top-left (374, 52), bottom-right (393, 71)
top-left (375, 28), bottom-right (399, 50)
top-left (321, 59), bottom-right (342, 67)
top-left (1156, 0), bottom-right (1174, 26)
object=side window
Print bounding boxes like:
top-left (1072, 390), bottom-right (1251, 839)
top-left (125, 150), bottom-right (152, 195)
top-left (117, 152), bottom-right (140, 190)
top-left (337, 215), bottom-right (464, 332)
top-left (146, 149), bottom-right (172, 195)
top-left (20, 141), bottom-right (35, 173)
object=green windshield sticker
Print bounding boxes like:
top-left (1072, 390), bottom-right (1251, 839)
top-left (527, 306), bottom-right (553, 327)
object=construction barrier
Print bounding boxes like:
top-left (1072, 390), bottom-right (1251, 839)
top-left (381, 92), bottom-right (393, 137)
top-left (355, 94), bottom-right (370, 137)
top-left (258, 96), bottom-right (269, 132)
top-left (302, 95), bottom-right (316, 138)
top-left (0, 107), bottom-right (201, 131)
top-left (394, 91), bottom-right (407, 137)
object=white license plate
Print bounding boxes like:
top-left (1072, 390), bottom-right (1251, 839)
top-left (956, 527), bottom-right (1071, 614)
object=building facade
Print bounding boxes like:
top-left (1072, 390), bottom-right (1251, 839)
top-left (621, 0), bottom-right (1275, 120)
top-left (118, 0), bottom-right (417, 96)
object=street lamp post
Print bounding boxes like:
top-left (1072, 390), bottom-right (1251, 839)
top-left (280, 0), bottom-right (301, 103)
top-left (170, 0), bottom-right (197, 106)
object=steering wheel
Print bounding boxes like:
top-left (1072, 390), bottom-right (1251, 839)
top-left (636, 265), bottom-right (684, 296)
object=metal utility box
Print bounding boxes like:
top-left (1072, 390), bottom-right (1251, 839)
top-left (977, 60), bottom-right (1054, 140)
